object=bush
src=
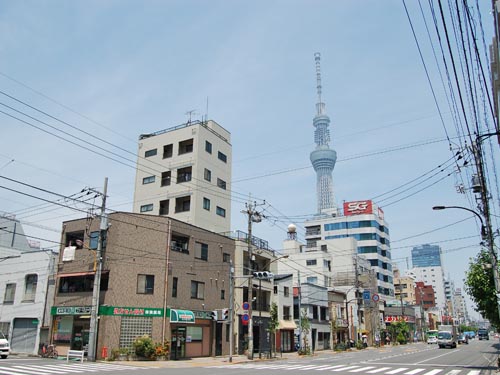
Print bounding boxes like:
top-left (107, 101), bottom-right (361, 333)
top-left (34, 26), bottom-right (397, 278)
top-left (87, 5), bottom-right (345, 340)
top-left (355, 340), bottom-right (364, 350)
top-left (397, 333), bottom-right (407, 345)
top-left (334, 343), bottom-right (347, 351)
top-left (133, 335), bottom-right (155, 359)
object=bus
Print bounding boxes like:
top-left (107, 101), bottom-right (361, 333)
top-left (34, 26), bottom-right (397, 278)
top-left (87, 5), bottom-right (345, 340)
top-left (427, 330), bottom-right (439, 344)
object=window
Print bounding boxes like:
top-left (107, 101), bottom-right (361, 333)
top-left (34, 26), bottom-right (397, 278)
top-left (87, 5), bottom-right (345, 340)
top-left (273, 285), bottom-right (278, 295)
top-left (137, 274), bottom-right (154, 294)
top-left (172, 277), bottom-right (178, 298)
top-left (218, 151), bottom-right (227, 163)
top-left (306, 259), bottom-right (317, 266)
top-left (191, 281), bottom-right (205, 299)
top-left (59, 273), bottom-right (109, 293)
top-left (159, 199), bottom-right (169, 215)
top-left (145, 148), bottom-right (157, 157)
top-left (23, 274), bottom-right (38, 301)
top-left (203, 197), bottom-right (210, 211)
top-left (0, 323), bottom-right (9, 339)
top-left (216, 206), bottom-right (226, 217)
top-left (217, 178), bottom-right (226, 190)
top-left (284, 286), bottom-right (290, 297)
top-left (283, 306), bottom-right (291, 320)
top-left (140, 204), bottom-right (153, 213)
top-left (163, 144), bottom-right (173, 158)
top-left (320, 306), bottom-right (327, 320)
top-left (177, 166), bottom-right (192, 183)
top-left (195, 242), bottom-right (208, 261)
top-left (175, 196), bottom-right (191, 213)
top-left (223, 253), bottom-right (231, 263)
top-left (204, 168), bottom-right (211, 182)
top-left (178, 139), bottom-right (194, 155)
top-left (205, 141), bottom-right (212, 154)
top-left (142, 175), bottom-right (155, 184)
top-left (88, 231), bottom-right (108, 250)
top-left (307, 276), bottom-right (318, 284)
top-left (3, 283), bottom-right (15, 304)
top-left (66, 231), bottom-right (84, 248)
top-left (161, 171), bottom-right (171, 186)
top-left (171, 234), bottom-right (189, 253)
top-left (221, 289), bottom-right (225, 300)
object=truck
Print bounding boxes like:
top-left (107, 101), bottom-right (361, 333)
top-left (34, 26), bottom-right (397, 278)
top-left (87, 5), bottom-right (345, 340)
top-left (477, 328), bottom-right (489, 340)
top-left (437, 325), bottom-right (457, 349)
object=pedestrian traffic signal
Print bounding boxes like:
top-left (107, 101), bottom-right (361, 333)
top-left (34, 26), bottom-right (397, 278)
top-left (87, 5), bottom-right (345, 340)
top-left (252, 271), bottom-right (274, 279)
top-left (222, 308), bottom-right (229, 320)
top-left (211, 310), bottom-right (218, 321)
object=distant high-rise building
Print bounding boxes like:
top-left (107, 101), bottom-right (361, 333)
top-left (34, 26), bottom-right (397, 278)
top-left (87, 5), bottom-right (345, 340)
top-left (304, 200), bottom-right (394, 297)
top-left (412, 244), bottom-right (442, 267)
top-left (133, 120), bottom-right (232, 233)
top-left (309, 53), bottom-right (337, 215)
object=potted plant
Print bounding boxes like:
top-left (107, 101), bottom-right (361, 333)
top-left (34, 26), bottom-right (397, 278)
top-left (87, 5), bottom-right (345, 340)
top-left (154, 340), bottom-right (170, 360)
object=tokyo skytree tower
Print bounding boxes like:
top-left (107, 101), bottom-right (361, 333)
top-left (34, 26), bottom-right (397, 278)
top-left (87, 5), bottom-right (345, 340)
top-left (310, 53), bottom-right (337, 214)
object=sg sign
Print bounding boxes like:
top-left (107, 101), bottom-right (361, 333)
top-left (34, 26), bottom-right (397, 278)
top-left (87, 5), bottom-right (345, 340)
top-left (343, 200), bottom-right (373, 216)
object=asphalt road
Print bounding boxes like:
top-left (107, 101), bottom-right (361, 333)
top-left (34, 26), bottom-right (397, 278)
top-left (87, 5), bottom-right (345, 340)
top-left (0, 340), bottom-right (498, 375)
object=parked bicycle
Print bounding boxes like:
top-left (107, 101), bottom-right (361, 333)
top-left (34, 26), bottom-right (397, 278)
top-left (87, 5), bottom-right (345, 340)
top-left (41, 343), bottom-right (58, 358)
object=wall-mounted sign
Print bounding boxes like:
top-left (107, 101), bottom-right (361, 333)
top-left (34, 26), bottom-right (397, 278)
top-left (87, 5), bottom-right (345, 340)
top-left (384, 315), bottom-right (415, 323)
top-left (170, 309), bottom-right (195, 323)
top-left (99, 306), bottom-right (164, 317)
top-left (344, 200), bottom-right (373, 216)
top-left (51, 306), bottom-right (92, 315)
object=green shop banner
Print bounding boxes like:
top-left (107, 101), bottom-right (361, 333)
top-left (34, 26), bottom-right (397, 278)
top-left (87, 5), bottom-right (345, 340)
top-left (51, 306), bottom-right (92, 315)
top-left (99, 306), bottom-right (164, 317)
top-left (170, 309), bottom-right (195, 323)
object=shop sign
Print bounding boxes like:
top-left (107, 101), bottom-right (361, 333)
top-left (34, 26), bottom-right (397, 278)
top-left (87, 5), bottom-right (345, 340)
top-left (99, 306), bottom-right (164, 317)
top-left (384, 315), bottom-right (415, 323)
top-left (51, 306), bottom-right (92, 315)
top-left (343, 200), bottom-right (373, 216)
top-left (170, 309), bottom-right (195, 323)
top-left (193, 310), bottom-right (213, 320)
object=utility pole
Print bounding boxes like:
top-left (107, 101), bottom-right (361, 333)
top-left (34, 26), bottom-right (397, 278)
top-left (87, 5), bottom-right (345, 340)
top-left (88, 177), bottom-right (108, 362)
top-left (297, 270), bottom-right (302, 351)
top-left (229, 259), bottom-right (234, 363)
top-left (472, 138), bottom-right (500, 321)
top-left (355, 256), bottom-right (361, 342)
top-left (242, 200), bottom-right (263, 360)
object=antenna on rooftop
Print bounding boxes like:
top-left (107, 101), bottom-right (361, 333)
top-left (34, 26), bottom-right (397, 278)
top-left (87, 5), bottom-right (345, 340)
top-left (185, 109), bottom-right (197, 124)
top-left (314, 52), bottom-right (325, 116)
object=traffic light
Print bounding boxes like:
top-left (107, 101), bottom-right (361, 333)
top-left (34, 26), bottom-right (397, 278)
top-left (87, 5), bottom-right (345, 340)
top-left (211, 310), bottom-right (218, 321)
top-left (252, 271), bottom-right (274, 279)
top-left (222, 308), bottom-right (229, 320)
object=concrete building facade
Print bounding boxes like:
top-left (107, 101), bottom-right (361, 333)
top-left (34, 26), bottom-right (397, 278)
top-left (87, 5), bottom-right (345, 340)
top-left (133, 120), bottom-right (232, 234)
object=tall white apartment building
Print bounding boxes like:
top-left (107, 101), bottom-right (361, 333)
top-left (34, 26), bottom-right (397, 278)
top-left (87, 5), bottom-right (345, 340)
top-left (133, 120), bottom-right (232, 233)
top-left (304, 200), bottom-right (394, 297)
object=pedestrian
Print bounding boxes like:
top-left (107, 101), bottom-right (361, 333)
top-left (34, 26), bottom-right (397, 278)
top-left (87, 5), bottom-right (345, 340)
top-left (363, 336), bottom-right (368, 348)
top-left (386, 334), bottom-right (391, 346)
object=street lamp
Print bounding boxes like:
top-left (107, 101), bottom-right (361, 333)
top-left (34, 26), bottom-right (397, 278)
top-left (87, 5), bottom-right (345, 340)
top-left (432, 205), bottom-right (500, 321)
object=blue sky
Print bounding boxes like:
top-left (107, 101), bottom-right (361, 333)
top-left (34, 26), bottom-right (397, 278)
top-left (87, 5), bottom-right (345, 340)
top-left (1, 1), bottom-right (498, 319)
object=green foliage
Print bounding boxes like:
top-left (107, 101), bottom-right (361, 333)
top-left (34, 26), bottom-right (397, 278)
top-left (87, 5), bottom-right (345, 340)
top-left (464, 249), bottom-right (500, 327)
top-left (133, 335), bottom-right (155, 359)
top-left (299, 309), bottom-right (311, 355)
top-left (355, 340), bottom-right (364, 350)
top-left (334, 342), bottom-right (347, 351)
top-left (267, 302), bottom-right (279, 357)
top-left (396, 332), bottom-right (406, 344)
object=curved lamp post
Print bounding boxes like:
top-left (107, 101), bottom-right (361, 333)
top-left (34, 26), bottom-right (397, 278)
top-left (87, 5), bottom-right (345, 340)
top-left (432, 205), bottom-right (500, 321)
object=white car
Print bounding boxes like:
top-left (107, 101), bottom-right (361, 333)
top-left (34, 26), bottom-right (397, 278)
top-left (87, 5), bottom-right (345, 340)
top-left (427, 336), bottom-right (438, 344)
top-left (0, 332), bottom-right (10, 359)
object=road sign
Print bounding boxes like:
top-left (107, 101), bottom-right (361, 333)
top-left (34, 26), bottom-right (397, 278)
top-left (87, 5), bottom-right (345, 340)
top-left (363, 290), bottom-right (371, 300)
top-left (372, 293), bottom-right (380, 302)
top-left (242, 301), bottom-right (250, 310)
top-left (241, 313), bottom-right (249, 325)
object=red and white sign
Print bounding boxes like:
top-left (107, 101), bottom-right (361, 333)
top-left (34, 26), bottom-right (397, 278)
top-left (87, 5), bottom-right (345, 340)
top-left (384, 315), bottom-right (415, 323)
top-left (344, 200), bottom-right (373, 216)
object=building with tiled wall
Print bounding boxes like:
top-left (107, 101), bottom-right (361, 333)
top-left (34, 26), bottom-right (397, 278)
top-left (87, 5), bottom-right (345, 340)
top-left (51, 212), bottom-right (235, 359)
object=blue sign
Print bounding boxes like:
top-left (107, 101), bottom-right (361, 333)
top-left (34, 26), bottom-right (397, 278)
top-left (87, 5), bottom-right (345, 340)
top-left (363, 290), bottom-right (371, 300)
top-left (242, 302), bottom-right (250, 310)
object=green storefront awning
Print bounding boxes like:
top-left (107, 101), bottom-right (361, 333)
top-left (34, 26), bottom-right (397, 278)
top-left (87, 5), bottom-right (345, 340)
top-left (170, 309), bottom-right (195, 323)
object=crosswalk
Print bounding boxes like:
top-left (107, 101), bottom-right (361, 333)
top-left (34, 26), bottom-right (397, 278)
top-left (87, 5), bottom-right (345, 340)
top-left (206, 363), bottom-right (481, 375)
top-left (0, 362), bottom-right (147, 375)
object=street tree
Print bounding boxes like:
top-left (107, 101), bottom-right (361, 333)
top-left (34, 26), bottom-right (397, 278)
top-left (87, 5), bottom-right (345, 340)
top-left (464, 249), bottom-right (500, 327)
